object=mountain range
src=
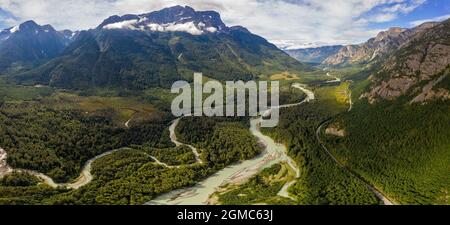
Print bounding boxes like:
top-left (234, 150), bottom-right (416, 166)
top-left (323, 22), bottom-right (439, 65)
top-left (0, 5), bottom-right (448, 102)
top-left (0, 21), bottom-right (71, 74)
top-left (286, 18), bottom-right (449, 104)
top-left (285, 45), bottom-right (343, 64)
top-left (363, 19), bottom-right (450, 103)
top-left (288, 22), bottom-right (441, 67)
top-left (1, 6), bottom-right (308, 90)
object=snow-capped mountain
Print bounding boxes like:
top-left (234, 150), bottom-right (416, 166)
top-left (13, 6), bottom-right (308, 90)
top-left (271, 40), bottom-right (333, 51)
top-left (285, 45), bottom-right (343, 64)
top-left (98, 5), bottom-right (228, 35)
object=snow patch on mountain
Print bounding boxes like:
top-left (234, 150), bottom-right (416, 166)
top-left (10, 26), bottom-right (20, 33)
top-left (103, 19), bottom-right (140, 30)
top-left (164, 22), bottom-right (204, 35)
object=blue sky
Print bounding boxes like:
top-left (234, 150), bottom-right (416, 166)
top-left (367, 0), bottom-right (450, 30)
top-left (0, 0), bottom-right (449, 48)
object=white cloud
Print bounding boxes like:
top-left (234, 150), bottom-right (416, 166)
top-left (147, 23), bottom-right (165, 32)
top-left (163, 22), bottom-right (204, 35)
top-left (102, 18), bottom-right (217, 35)
top-left (369, 13), bottom-right (398, 23)
top-left (0, 0), bottom-right (428, 47)
top-left (205, 27), bottom-right (217, 33)
top-left (103, 19), bottom-right (139, 30)
top-left (381, 0), bottom-right (425, 13)
top-left (409, 14), bottom-right (450, 27)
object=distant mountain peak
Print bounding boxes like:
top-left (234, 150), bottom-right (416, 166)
top-left (229, 26), bottom-right (251, 33)
top-left (374, 27), bottom-right (405, 41)
top-left (0, 20), bottom-right (72, 73)
top-left (19, 20), bottom-right (40, 29)
top-left (59, 29), bottom-right (79, 40)
top-left (285, 45), bottom-right (344, 63)
top-left (1, 20), bottom-right (57, 36)
top-left (98, 5), bottom-right (227, 35)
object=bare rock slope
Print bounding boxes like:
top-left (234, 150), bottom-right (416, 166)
top-left (362, 19), bottom-right (450, 103)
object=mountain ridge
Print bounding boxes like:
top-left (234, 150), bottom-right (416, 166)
top-left (362, 19), bottom-right (450, 103)
top-left (323, 22), bottom-right (440, 65)
top-left (0, 21), bottom-right (71, 74)
top-left (285, 45), bottom-right (343, 64)
top-left (9, 5), bottom-right (308, 90)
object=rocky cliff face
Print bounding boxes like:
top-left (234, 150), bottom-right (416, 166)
top-left (323, 23), bottom-right (439, 66)
top-left (322, 44), bottom-right (367, 65)
top-left (362, 20), bottom-right (450, 103)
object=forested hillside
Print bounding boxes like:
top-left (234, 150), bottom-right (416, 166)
top-left (261, 101), bottom-right (379, 205)
top-left (0, 87), bottom-right (266, 204)
top-left (0, 102), bottom-right (173, 182)
top-left (176, 116), bottom-right (260, 169)
top-left (324, 98), bottom-right (450, 204)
